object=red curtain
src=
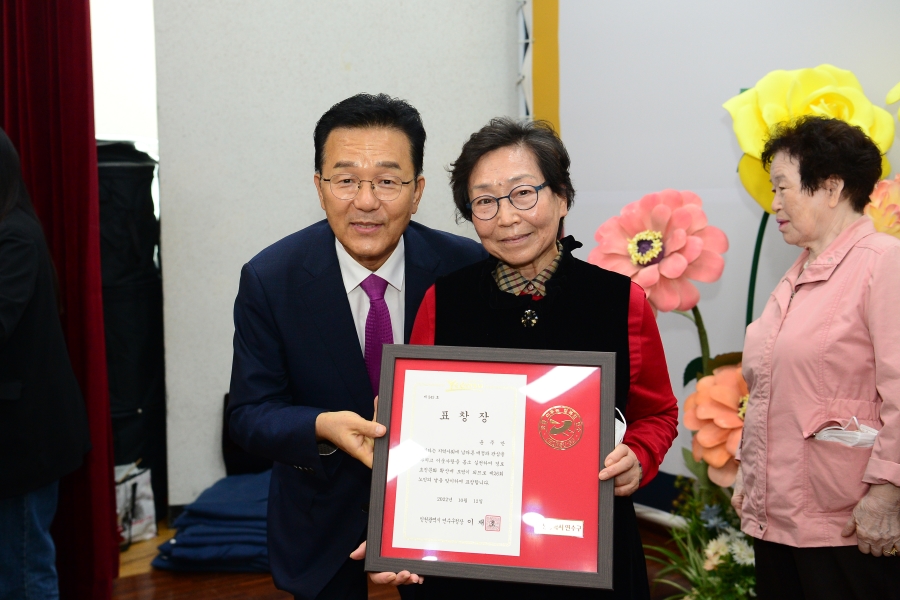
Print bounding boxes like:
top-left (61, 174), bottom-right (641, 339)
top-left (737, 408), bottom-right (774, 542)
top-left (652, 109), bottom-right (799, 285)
top-left (1, 1), bottom-right (118, 599)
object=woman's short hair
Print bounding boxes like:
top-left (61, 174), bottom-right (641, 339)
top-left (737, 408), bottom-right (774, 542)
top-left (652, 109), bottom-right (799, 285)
top-left (760, 115), bottom-right (883, 212)
top-left (449, 118), bottom-right (575, 222)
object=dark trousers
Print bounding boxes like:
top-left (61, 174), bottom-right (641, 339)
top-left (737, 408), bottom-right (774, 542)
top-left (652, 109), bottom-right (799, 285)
top-left (754, 537), bottom-right (900, 600)
top-left (302, 552), bottom-right (367, 600)
top-left (298, 554), bottom-right (418, 600)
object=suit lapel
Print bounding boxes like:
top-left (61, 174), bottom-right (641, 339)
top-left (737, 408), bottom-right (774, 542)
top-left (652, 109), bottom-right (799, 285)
top-left (296, 222), bottom-right (442, 406)
top-left (403, 224), bottom-right (442, 342)
top-left (298, 227), bottom-right (372, 407)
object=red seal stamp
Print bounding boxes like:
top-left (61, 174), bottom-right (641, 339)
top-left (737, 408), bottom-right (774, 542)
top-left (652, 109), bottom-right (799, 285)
top-left (539, 405), bottom-right (584, 450)
top-left (485, 515), bottom-right (501, 531)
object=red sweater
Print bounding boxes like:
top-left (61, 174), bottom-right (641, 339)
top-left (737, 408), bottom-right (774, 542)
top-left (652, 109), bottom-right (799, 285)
top-left (410, 281), bottom-right (678, 487)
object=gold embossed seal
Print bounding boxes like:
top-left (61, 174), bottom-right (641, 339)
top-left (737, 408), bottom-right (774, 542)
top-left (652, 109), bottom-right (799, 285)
top-left (539, 406), bottom-right (583, 450)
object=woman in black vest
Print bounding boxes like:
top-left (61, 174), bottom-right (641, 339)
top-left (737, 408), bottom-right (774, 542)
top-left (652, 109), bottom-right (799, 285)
top-left (406, 119), bottom-right (679, 599)
top-left (0, 128), bottom-right (91, 599)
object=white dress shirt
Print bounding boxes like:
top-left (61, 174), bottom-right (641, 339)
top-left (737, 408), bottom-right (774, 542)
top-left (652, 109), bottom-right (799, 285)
top-left (335, 237), bottom-right (405, 354)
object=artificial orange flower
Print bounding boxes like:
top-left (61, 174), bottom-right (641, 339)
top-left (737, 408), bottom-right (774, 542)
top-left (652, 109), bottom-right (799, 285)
top-left (866, 174), bottom-right (900, 239)
top-left (684, 364), bottom-right (748, 487)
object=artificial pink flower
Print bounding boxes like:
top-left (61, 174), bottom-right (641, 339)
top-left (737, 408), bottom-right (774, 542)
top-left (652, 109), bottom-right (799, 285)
top-left (865, 174), bottom-right (900, 238)
top-left (588, 190), bottom-right (728, 312)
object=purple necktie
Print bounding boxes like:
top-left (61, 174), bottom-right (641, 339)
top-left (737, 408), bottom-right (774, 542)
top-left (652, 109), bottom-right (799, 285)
top-left (360, 274), bottom-right (394, 395)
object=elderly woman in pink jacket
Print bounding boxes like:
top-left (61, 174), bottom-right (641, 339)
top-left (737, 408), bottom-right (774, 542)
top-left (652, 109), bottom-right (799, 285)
top-left (732, 115), bottom-right (900, 598)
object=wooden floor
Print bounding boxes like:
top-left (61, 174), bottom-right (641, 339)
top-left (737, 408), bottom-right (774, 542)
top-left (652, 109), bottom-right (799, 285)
top-left (119, 522), bottom-right (176, 578)
top-left (113, 520), bottom-right (686, 599)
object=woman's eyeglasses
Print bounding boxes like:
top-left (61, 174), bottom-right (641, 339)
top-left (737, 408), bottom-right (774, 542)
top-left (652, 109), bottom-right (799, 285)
top-left (466, 183), bottom-right (548, 220)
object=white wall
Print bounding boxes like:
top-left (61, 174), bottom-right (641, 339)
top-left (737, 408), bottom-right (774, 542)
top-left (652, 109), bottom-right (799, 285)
top-left (558, 0), bottom-right (900, 476)
top-left (91, 0), bottom-right (159, 154)
top-left (91, 0), bottom-right (161, 218)
top-left (155, 0), bottom-right (521, 505)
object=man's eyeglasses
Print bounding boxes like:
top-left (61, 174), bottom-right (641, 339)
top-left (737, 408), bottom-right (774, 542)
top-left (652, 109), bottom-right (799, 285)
top-left (321, 174), bottom-right (414, 201)
top-left (466, 183), bottom-right (548, 220)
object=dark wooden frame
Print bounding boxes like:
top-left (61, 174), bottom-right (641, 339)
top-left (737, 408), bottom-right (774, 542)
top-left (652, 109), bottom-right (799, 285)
top-left (366, 344), bottom-right (616, 589)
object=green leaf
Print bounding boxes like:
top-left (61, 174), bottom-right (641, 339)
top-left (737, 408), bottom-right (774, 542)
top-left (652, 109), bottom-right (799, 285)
top-left (683, 356), bottom-right (703, 387)
top-left (644, 545), bottom-right (685, 563)
top-left (709, 352), bottom-right (743, 370)
top-left (681, 447), bottom-right (711, 485)
top-left (684, 353), bottom-right (743, 386)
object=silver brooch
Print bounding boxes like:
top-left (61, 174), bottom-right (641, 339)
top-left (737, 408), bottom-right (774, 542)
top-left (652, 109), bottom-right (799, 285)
top-left (522, 309), bottom-right (538, 327)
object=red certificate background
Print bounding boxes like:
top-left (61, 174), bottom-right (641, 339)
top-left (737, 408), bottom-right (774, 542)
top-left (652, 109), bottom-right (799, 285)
top-left (380, 358), bottom-right (602, 573)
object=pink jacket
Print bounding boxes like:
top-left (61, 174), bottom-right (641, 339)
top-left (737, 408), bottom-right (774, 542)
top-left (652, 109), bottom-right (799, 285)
top-left (740, 217), bottom-right (900, 547)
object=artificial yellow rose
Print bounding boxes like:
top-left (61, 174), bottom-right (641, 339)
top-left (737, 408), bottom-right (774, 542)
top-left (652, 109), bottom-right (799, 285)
top-left (889, 82), bottom-right (900, 120)
top-left (724, 64), bottom-right (895, 213)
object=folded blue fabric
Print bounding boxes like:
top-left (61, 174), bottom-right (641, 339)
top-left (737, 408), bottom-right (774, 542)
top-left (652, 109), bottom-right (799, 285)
top-left (175, 470), bottom-right (270, 521)
top-left (170, 527), bottom-right (267, 548)
top-left (151, 553), bottom-right (269, 573)
top-left (153, 470), bottom-right (272, 573)
top-left (172, 513), bottom-right (266, 531)
top-left (157, 539), bottom-right (266, 561)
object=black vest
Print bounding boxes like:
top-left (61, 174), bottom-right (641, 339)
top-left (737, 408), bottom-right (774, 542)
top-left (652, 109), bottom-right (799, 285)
top-left (433, 237), bottom-right (632, 414)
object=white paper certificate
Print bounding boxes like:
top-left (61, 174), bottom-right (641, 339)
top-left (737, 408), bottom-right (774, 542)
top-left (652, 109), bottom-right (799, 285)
top-left (390, 370), bottom-right (527, 556)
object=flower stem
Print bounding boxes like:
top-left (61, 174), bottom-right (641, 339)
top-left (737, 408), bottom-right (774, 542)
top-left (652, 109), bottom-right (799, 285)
top-left (692, 306), bottom-right (711, 376)
top-left (746, 211), bottom-right (769, 327)
top-left (673, 310), bottom-right (695, 324)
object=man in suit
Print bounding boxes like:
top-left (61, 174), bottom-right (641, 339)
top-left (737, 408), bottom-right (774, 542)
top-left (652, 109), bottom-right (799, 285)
top-left (228, 93), bottom-right (485, 600)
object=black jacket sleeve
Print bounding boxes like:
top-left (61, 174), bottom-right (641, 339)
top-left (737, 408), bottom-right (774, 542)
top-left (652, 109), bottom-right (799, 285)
top-left (0, 227), bottom-right (38, 344)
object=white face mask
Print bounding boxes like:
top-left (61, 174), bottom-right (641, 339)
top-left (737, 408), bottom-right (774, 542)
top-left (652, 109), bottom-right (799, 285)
top-left (814, 417), bottom-right (878, 448)
top-left (615, 407), bottom-right (626, 446)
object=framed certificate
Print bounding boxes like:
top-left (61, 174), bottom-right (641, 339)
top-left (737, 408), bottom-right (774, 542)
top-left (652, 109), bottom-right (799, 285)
top-left (366, 345), bottom-right (615, 589)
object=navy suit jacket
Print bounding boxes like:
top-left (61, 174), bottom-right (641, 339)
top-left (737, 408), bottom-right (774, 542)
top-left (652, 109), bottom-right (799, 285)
top-left (228, 219), bottom-right (484, 599)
